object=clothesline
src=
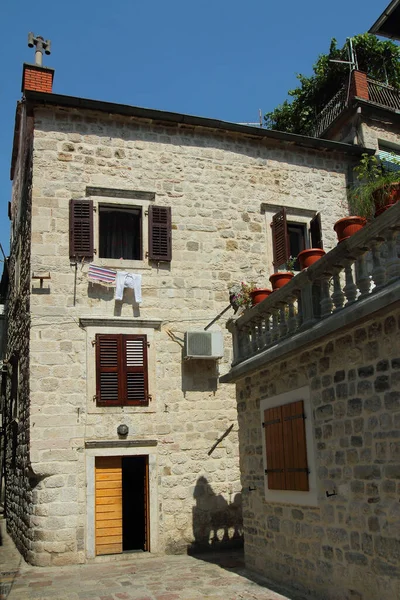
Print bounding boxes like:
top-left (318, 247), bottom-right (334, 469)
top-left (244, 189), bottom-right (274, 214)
top-left (87, 264), bottom-right (142, 304)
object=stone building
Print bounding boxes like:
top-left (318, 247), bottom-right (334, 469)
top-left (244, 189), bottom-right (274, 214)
top-left (0, 55), bottom-right (368, 566)
top-left (221, 204), bottom-right (400, 600)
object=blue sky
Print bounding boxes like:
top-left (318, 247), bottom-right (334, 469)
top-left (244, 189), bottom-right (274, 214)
top-left (0, 0), bottom-right (388, 254)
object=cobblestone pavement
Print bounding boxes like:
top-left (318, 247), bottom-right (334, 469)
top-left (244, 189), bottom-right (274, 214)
top-left (0, 522), bottom-right (310, 600)
top-left (0, 520), bottom-right (307, 600)
top-left (1, 552), bottom-right (306, 600)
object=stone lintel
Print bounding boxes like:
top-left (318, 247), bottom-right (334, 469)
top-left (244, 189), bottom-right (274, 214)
top-left (79, 317), bottom-right (163, 329)
top-left (86, 187), bottom-right (155, 201)
top-left (85, 440), bottom-right (157, 448)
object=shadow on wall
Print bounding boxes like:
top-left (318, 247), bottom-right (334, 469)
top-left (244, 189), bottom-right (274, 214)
top-left (181, 359), bottom-right (219, 393)
top-left (188, 476), bottom-right (243, 554)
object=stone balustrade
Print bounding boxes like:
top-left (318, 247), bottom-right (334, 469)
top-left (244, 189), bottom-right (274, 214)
top-left (227, 202), bottom-right (400, 370)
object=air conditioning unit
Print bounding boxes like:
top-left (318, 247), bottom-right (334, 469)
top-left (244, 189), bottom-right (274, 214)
top-left (184, 331), bottom-right (224, 360)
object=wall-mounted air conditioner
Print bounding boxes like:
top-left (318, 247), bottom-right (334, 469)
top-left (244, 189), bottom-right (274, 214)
top-left (183, 331), bottom-right (224, 360)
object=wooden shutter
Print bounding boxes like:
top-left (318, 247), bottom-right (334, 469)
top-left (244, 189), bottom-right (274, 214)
top-left (148, 205), bottom-right (172, 261)
top-left (95, 457), bottom-right (122, 555)
top-left (271, 208), bottom-right (290, 268)
top-left (96, 334), bottom-right (149, 406)
top-left (310, 213), bottom-right (323, 249)
top-left (124, 335), bottom-right (148, 406)
top-left (282, 401), bottom-right (309, 491)
top-left (69, 199), bottom-right (94, 260)
top-left (264, 407), bottom-right (286, 490)
top-left (264, 400), bottom-right (309, 491)
top-left (96, 335), bottom-right (121, 406)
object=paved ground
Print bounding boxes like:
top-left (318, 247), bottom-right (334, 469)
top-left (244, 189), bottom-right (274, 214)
top-left (0, 520), bottom-right (306, 600)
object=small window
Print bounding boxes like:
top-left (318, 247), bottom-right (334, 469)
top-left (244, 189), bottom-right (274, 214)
top-left (69, 199), bottom-right (172, 263)
top-left (263, 399), bottom-right (309, 492)
top-left (95, 334), bottom-right (148, 406)
top-left (271, 208), bottom-right (322, 271)
top-left (99, 206), bottom-right (142, 260)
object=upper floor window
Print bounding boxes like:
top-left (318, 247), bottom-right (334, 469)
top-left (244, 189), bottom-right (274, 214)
top-left (377, 142), bottom-right (400, 173)
top-left (99, 206), bottom-right (142, 260)
top-left (69, 200), bottom-right (172, 263)
top-left (271, 208), bottom-right (322, 271)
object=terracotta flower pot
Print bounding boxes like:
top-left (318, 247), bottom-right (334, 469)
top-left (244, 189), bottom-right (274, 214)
top-left (334, 216), bottom-right (366, 243)
top-left (297, 248), bottom-right (326, 270)
top-left (250, 288), bottom-right (272, 305)
top-left (269, 271), bottom-right (294, 291)
top-left (373, 182), bottom-right (400, 217)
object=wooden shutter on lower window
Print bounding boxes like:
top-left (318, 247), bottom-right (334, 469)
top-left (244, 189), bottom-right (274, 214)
top-left (281, 400), bottom-right (309, 491)
top-left (271, 208), bottom-right (290, 268)
top-left (264, 406), bottom-right (286, 490)
top-left (148, 205), bottom-right (172, 262)
top-left (310, 213), bottom-right (323, 249)
top-left (69, 199), bottom-right (94, 260)
top-left (96, 335), bottom-right (121, 406)
top-left (123, 335), bottom-right (148, 405)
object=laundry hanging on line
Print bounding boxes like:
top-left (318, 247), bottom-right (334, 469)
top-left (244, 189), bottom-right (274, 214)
top-left (115, 272), bottom-right (142, 304)
top-left (88, 264), bottom-right (117, 287)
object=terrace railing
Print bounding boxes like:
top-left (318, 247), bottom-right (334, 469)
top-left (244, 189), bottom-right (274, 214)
top-left (367, 78), bottom-right (400, 111)
top-left (227, 202), bottom-right (400, 369)
top-left (313, 86), bottom-right (347, 138)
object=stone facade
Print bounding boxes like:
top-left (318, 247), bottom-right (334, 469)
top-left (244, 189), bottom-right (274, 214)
top-left (236, 306), bottom-right (400, 600)
top-left (4, 97), bottom-right (360, 566)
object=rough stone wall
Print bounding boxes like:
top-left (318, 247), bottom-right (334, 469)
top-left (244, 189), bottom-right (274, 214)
top-left (360, 118), bottom-right (400, 152)
top-left (237, 306), bottom-right (400, 600)
top-left (4, 106), bottom-right (34, 561)
top-left (10, 105), bottom-right (357, 565)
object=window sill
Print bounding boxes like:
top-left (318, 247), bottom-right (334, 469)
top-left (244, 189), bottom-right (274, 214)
top-left (95, 258), bottom-right (151, 271)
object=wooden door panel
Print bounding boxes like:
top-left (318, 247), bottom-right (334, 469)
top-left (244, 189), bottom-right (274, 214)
top-left (95, 456), bottom-right (122, 555)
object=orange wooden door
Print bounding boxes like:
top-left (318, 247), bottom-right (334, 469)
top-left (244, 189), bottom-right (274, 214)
top-left (95, 456), bottom-right (123, 555)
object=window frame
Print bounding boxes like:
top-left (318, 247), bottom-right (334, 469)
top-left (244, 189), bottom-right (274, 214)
top-left (98, 204), bottom-right (143, 262)
top-left (92, 196), bottom-right (150, 270)
top-left (260, 386), bottom-right (318, 506)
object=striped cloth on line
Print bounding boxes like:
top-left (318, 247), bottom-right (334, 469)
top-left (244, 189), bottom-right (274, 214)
top-left (88, 264), bottom-right (117, 287)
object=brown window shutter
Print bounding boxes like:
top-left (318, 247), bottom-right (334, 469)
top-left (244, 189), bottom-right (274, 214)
top-left (310, 213), bottom-right (323, 249)
top-left (96, 334), bottom-right (121, 406)
top-left (263, 407), bottom-right (286, 490)
top-left (69, 199), bottom-right (94, 260)
top-left (148, 205), bottom-right (172, 261)
top-left (281, 400), bottom-right (309, 491)
top-left (271, 208), bottom-right (290, 268)
top-left (123, 335), bottom-right (148, 406)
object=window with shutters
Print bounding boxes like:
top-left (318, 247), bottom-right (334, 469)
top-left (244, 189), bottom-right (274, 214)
top-left (271, 208), bottom-right (322, 272)
top-left (260, 387), bottom-right (317, 506)
top-left (95, 334), bottom-right (149, 406)
top-left (69, 198), bottom-right (172, 265)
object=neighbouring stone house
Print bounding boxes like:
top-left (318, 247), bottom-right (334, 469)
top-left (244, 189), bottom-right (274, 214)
top-left (221, 203), bottom-right (400, 600)
top-left (0, 54), bottom-right (369, 566)
top-left (314, 68), bottom-right (400, 168)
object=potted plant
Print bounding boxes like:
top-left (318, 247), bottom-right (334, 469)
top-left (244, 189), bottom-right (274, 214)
top-left (229, 281), bottom-right (272, 311)
top-left (348, 152), bottom-right (400, 220)
top-left (297, 248), bottom-right (326, 270)
top-left (269, 256), bottom-right (296, 291)
top-left (333, 215), bottom-right (366, 243)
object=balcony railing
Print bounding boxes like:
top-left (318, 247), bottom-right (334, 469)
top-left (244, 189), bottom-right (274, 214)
top-left (314, 77), bottom-right (400, 138)
top-left (367, 78), bottom-right (400, 110)
top-left (226, 203), bottom-right (400, 371)
top-left (313, 86), bottom-right (347, 138)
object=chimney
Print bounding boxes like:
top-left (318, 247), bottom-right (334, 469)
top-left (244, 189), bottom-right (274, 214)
top-left (349, 70), bottom-right (369, 101)
top-left (22, 33), bottom-right (54, 94)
